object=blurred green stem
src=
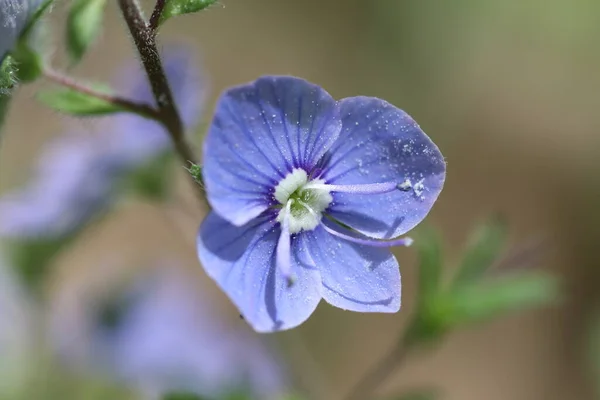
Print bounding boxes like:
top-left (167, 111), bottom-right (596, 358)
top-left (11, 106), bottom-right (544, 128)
top-left (342, 341), bottom-right (410, 400)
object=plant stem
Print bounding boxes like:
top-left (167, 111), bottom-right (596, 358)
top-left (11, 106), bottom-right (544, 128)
top-left (43, 69), bottom-right (160, 120)
top-left (117, 0), bottom-right (198, 167)
top-left (149, 0), bottom-right (167, 32)
top-left (342, 342), bottom-right (410, 400)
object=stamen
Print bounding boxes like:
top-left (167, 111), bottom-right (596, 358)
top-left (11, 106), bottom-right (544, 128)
top-left (302, 181), bottom-right (399, 195)
top-left (276, 200), bottom-right (295, 287)
top-left (321, 220), bottom-right (413, 248)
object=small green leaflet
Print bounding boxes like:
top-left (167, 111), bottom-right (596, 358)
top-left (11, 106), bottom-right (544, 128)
top-left (37, 85), bottom-right (126, 116)
top-left (452, 216), bottom-right (507, 288)
top-left (66, 0), bottom-right (107, 63)
top-left (160, 0), bottom-right (218, 25)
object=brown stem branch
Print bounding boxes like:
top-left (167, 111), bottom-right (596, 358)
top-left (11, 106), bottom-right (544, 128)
top-left (148, 0), bottom-right (167, 33)
top-left (43, 69), bottom-right (160, 120)
top-left (117, 0), bottom-right (198, 167)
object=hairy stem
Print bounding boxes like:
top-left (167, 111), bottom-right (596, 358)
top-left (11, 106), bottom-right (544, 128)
top-left (117, 0), bottom-right (198, 167)
top-left (43, 69), bottom-right (160, 120)
top-left (148, 0), bottom-right (167, 32)
top-left (342, 342), bottom-right (410, 400)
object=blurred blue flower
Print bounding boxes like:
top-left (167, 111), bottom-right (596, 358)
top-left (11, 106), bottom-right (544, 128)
top-left (0, 48), bottom-right (204, 242)
top-left (198, 76), bottom-right (446, 332)
top-left (0, 0), bottom-right (42, 62)
top-left (50, 266), bottom-right (287, 399)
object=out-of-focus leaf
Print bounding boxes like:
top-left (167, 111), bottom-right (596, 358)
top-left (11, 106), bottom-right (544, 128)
top-left (442, 273), bottom-right (559, 326)
top-left (0, 55), bottom-right (17, 91)
top-left (125, 152), bottom-right (174, 200)
top-left (0, 95), bottom-right (10, 131)
top-left (66, 0), bottom-right (106, 63)
top-left (414, 226), bottom-right (443, 301)
top-left (6, 237), bottom-right (70, 290)
top-left (588, 309), bottom-right (600, 397)
top-left (452, 216), bottom-right (507, 288)
top-left (11, 41), bottom-right (43, 83)
top-left (37, 86), bottom-right (125, 115)
top-left (159, 0), bottom-right (218, 25)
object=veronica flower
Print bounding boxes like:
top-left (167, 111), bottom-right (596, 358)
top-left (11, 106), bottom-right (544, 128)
top-left (50, 266), bottom-right (287, 399)
top-left (198, 76), bottom-right (446, 332)
top-left (0, 49), bottom-right (203, 241)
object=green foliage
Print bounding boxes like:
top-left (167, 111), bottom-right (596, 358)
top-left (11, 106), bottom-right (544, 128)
top-left (125, 152), bottom-right (175, 200)
top-left (441, 273), bottom-right (559, 325)
top-left (160, 0), bottom-right (218, 25)
top-left (0, 95), bottom-right (9, 129)
top-left (37, 85), bottom-right (126, 116)
top-left (11, 41), bottom-right (43, 83)
top-left (0, 95), bottom-right (10, 144)
top-left (414, 227), bottom-right (442, 300)
top-left (5, 237), bottom-right (71, 290)
top-left (0, 56), bottom-right (17, 91)
top-left (185, 162), bottom-right (204, 185)
top-left (452, 216), bottom-right (507, 288)
top-left (587, 309), bottom-right (600, 397)
top-left (66, 0), bottom-right (107, 63)
top-left (406, 218), bottom-right (559, 347)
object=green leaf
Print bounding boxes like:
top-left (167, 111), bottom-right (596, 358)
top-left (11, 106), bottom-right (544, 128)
top-left (66, 0), bottom-right (107, 63)
top-left (414, 226), bottom-right (443, 301)
top-left (125, 152), bottom-right (175, 200)
top-left (6, 237), bottom-right (70, 291)
top-left (452, 216), bottom-right (507, 288)
top-left (442, 273), bottom-right (559, 326)
top-left (11, 41), bottom-right (43, 83)
top-left (185, 161), bottom-right (203, 185)
top-left (0, 95), bottom-right (11, 142)
top-left (0, 56), bottom-right (18, 91)
top-left (160, 0), bottom-right (218, 25)
top-left (37, 85), bottom-right (125, 116)
top-left (0, 57), bottom-right (15, 137)
top-left (587, 310), bottom-right (600, 398)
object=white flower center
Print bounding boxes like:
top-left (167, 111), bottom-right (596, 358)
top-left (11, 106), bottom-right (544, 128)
top-left (274, 169), bottom-right (332, 234)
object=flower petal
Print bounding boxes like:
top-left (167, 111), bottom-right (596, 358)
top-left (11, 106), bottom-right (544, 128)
top-left (203, 76), bottom-right (341, 226)
top-left (197, 212), bottom-right (322, 332)
top-left (304, 224), bottom-right (401, 313)
top-left (322, 96), bottom-right (445, 239)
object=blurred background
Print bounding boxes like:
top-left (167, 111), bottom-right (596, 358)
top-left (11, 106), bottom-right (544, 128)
top-left (1, 0), bottom-right (599, 399)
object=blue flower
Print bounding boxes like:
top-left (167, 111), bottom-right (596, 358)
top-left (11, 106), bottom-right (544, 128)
top-left (197, 76), bottom-right (446, 332)
top-left (50, 265), bottom-right (288, 399)
top-left (0, 49), bottom-right (204, 241)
